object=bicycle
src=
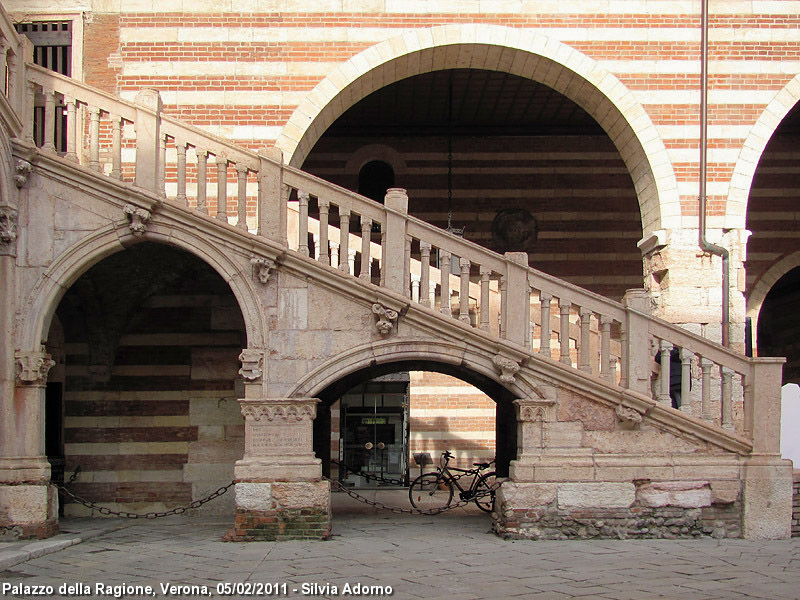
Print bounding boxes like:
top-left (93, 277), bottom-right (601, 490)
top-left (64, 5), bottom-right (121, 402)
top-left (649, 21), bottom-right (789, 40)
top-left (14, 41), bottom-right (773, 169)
top-left (408, 451), bottom-right (496, 513)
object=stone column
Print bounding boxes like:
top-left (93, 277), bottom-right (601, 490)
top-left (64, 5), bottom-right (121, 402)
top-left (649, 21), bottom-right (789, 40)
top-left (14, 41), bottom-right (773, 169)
top-left (0, 349), bottom-right (59, 539)
top-left (227, 397), bottom-right (330, 541)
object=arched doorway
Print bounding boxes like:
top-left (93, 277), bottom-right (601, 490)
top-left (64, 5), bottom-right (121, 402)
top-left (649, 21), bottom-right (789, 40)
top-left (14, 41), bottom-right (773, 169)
top-left (311, 359), bottom-right (518, 493)
top-left (745, 100), bottom-right (800, 373)
top-left (755, 267), bottom-right (800, 384)
top-left (47, 243), bottom-right (248, 517)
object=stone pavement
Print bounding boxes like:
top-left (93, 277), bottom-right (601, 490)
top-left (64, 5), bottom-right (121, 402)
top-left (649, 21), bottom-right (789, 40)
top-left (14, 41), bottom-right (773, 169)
top-left (1, 491), bottom-right (799, 600)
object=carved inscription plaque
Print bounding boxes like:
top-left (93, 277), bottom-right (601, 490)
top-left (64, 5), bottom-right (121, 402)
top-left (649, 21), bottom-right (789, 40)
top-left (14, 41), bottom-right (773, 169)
top-left (247, 423), bottom-right (312, 457)
top-left (239, 398), bottom-right (318, 459)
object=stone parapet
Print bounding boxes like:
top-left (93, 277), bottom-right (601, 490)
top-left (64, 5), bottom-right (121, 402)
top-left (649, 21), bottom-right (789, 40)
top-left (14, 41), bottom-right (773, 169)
top-left (494, 480), bottom-right (741, 540)
top-left (224, 481), bottom-right (331, 541)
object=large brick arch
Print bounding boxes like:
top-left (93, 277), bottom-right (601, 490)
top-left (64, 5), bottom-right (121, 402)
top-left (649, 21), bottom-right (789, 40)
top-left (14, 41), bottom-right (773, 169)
top-left (18, 227), bottom-right (266, 354)
top-left (728, 75), bottom-right (800, 230)
top-left (275, 24), bottom-right (680, 236)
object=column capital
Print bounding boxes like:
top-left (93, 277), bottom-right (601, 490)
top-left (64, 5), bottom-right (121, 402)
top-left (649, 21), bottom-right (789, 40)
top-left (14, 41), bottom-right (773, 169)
top-left (15, 350), bottom-right (55, 386)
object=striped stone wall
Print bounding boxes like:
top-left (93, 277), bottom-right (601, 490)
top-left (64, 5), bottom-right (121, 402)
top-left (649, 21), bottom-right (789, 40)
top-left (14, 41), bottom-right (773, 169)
top-left (408, 371), bottom-right (496, 471)
top-left (303, 134), bottom-right (643, 300)
top-left (24, 0), bottom-right (796, 230)
top-left (55, 245), bottom-right (246, 515)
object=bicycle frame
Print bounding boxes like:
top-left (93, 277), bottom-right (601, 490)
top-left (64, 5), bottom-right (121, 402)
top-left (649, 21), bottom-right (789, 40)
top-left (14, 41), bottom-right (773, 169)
top-left (434, 453), bottom-right (492, 499)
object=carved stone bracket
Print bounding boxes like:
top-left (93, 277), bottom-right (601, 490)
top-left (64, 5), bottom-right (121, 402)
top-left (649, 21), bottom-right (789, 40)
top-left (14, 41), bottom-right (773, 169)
top-left (123, 204), bottom-right (151, 236)
top-left (493, 354), bottom-right (520, 384)
top-left (238, 349), bottom-right (264, 381)
top-left (372, 303), bottom-right (399, 336)
top-left (0, 206), bottom-right (17, 255)
top-left (515, 395), bottom-right (557, 423)
top-left (15, 350), bottom-right (56, 385)
top-left (250, 257), bottom-right (276, 284)
top-left (615, 404), bottom-right (644, 429)
top-left (14, 159), bottom-right (32, 188)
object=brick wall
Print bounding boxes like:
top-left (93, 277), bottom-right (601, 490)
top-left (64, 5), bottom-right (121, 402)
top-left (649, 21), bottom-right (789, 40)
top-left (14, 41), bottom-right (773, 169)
top-left (408, 371), bottom-right (496, 471)
top-left (68, 3), bottom-right (799, 226)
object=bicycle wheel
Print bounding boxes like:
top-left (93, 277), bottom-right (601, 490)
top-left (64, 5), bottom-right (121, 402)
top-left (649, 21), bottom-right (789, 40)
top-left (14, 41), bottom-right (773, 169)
top-left (473, 471), bottom-right (496, 513)
top-left (408, 472), bottom-right (454, 511)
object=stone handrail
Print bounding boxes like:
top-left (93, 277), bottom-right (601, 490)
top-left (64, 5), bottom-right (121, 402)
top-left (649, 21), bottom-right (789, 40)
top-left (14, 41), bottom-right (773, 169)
top-left (0, 4), bottom-right (28, 135)
top-left (20, 65), bottom-right (780, 452)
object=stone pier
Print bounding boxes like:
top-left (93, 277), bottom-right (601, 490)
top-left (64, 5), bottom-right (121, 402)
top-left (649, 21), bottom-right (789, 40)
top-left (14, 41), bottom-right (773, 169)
top-left (225, 397), bottom-right (330, 541)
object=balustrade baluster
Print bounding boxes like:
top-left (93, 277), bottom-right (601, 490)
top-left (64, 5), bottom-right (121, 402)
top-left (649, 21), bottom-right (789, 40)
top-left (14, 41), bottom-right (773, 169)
top-left (318, 198), bottom-right (330, 265)
top-left (348, 249), bottom-right (357, 276)
top-left (64, 96), bottom-right (78, 162)
top-left (701, 358), bottom-right (712, 419)
top-left (196, 150), bottom-right (208, 214)
top-left (380, 229), bottom-right (386, 287)
top-left (721, 367), bottom-right (733, 430)
top-left (479, 267), bottom-right (491, 331)
top-left (499, 276), bottom-right (507, 339)
top-left (411, 277), bottom-right (420, 303)
top-left (111, 115), bottom-right (122, 178)
top-left (419, 242), bottom-right (431, 307)
top-left (658, 340), bottom-right (673, 405)
top-left (540, 292), bottom-right (552, 358)
top-left (404, 236), bottom-right (412, 296)
top-left (42, 89), bottom-right (55, 152)
top-left (600, 316), bottom-right (612, 380)
top-left (24, 81), bottom-right (36, 144)
top-left (559, 300), bottom-right (571, 365)
top-left (359, 216), bottom-right (371, 279)
top-left (339, 209), bottom-right (351, 272)
top-left (459, 258), bottom-right (470, 323)
top-left (159, 134), bottom-right (167, 196)
top-left (579, 308), bottom-right (592, 373)
top-left (175, 142), bottom-right (187, 203)
top-left (439, 251), bottom-right (451, 316)
top-left (298, 191), bottom-right (310, 256)
top-left (312, 234), bottom-right (320, 261)
top-left (680, 349), bottom-right (692, 413)
top-left (216, 159), bottom-right (228, 222)
top-left (88, 106), bottom-right (100, 171)
top-left (236, 167), bottom-right (248, 229)
top-left (330, 242), bottom-right (340, 268)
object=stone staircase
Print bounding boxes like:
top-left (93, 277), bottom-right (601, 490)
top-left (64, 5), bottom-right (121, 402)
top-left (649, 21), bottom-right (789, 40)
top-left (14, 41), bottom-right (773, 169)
top-left (1, 15), bottom-right (793, 540)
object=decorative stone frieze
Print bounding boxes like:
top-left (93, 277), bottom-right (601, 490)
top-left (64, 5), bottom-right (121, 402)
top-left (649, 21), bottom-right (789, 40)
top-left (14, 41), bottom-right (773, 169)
top-left (615, 404), bottom-right (644, 428)
top-left (493, 354), bottom-right (520, 384)
top-left (250, 257), bottom-right (276, 284)
top-left (15, 351), bottom-right (56, 385)
top-left (14, 159), bottom-right (32, 188)
top-left (372, 303), bottom-right (398, 336)
top-left (0, 206), bottom-right (17, 255)
top-left (238, 349), bottom-right (264, 381)
top-left (123, 204), bottom-right (151, 236)
top-left (239, 402), bottom-right (315, 423)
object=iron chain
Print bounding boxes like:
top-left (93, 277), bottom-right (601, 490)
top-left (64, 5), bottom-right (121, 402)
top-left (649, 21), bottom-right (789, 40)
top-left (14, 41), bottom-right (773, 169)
top-left (330, 459), bottom-right (408, 486)
top-left (55, 480), bottom-right (234, 519)
top-left (326, 476), bottom-right (503, 515)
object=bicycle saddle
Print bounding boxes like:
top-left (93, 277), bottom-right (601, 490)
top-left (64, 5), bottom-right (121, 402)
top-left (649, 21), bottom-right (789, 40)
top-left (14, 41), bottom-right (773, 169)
top-left (473, 462), bottom-right (490, 469)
